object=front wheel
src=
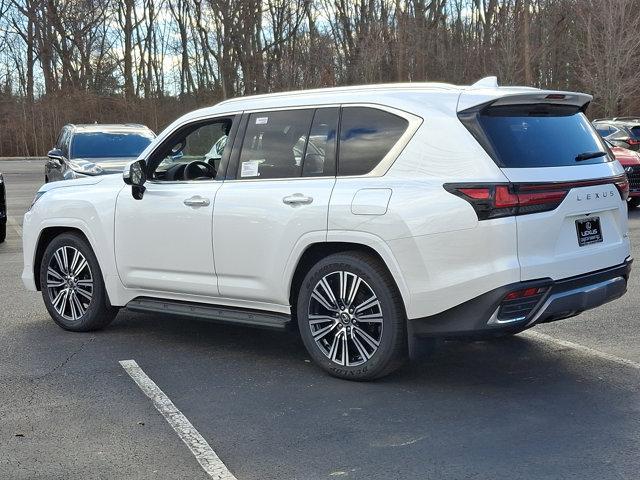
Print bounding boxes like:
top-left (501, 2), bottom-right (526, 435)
top-left (297, 251), bottom-right (407, 380)
top-left (0, 222), bottom-right (5, 243)
top-left (40, 232), bottom-right (118, 331)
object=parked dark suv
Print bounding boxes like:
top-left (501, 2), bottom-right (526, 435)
top-left (46, 124), bottom-right (155, 182)
top-left (592, 118), bottom-right (640, 151)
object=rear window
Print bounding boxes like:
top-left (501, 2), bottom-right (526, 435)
top-left (630, 126), bottom-right (640, 139)
top-left (464, 104), bottom-right (611, 168)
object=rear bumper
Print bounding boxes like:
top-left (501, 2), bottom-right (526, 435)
top-left (410, 258), bottom-right (633, 338)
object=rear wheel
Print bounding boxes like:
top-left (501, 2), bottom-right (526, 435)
top-left (297, 251), bottom-right (407, 380)
top-left (39, 232), bottom-right (117, 331)
top-left (0, 222), bottom-right (5, 243)
top-left (628, 198), bottom-right (640, 209)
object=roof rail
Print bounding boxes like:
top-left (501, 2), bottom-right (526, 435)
top-left (470, 76), bottom-right (499, 89)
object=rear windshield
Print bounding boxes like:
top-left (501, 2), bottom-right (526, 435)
top-left (71, 132), bottom-right (154, 159)
top-left (466, 104), bottom-right (611, 168)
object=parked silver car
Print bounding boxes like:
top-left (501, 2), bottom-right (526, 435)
top-left (45, 124), bottom-right (155, 182)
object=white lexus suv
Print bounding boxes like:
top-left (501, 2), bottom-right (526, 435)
top-left (22, 78), bottom-right (632, 380)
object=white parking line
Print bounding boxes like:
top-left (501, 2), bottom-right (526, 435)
top-left (524, 331), bottom-right (640, 370)
top-left (119, 360), bottom-right (238, 480)
top-left (7, 216), bottom-right (22, 237)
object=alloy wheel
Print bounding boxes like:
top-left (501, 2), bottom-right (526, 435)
top-left (46, 246), bottom-right (94, 322)
top-left (307, 271), bottom-right (383, 367)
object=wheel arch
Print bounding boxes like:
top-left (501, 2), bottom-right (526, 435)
top-left (287, 237), bottom-right (411, 317)
top-left (33, 226), bottom-right (95, 291)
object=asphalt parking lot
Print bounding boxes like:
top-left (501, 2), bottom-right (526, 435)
top-left (0, 158), bottom-right (638, 480)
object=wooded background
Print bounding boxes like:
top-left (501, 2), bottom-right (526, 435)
top-left (1, 0), bottom-right (639, 157)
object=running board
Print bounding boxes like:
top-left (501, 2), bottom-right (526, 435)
top-left (126, 297), bottom-right (291, 330)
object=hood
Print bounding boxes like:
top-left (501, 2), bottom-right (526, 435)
top-left (73, 157), bottom-right (137, 174)
top-left (611, 146), bottom-right (640, 166)
top-left (39, 175), bottom-right (105, 193)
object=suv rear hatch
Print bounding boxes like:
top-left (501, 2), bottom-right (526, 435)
top-left (458, 89), bottom-right (630, 281)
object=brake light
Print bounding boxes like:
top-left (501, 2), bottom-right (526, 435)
top-left (446, 175), bottom-right (628, 220)
top-left (627, 138), bottom-right (640, 145)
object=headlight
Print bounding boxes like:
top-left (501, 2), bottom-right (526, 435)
top-left (29, 191), bottom-right (45, 211)
top-left (68, 160), bottom-right (103, 175)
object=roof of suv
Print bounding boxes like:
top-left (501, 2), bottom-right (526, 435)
top-left (175, 77), bottom-right (591, 121)
top-left (214, 78), bottom-right (548, 108)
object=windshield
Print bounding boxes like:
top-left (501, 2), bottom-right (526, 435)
top-left (71, 132), bottom-right (154, 159)
top-left (468, 105), bottom-right (611, 168)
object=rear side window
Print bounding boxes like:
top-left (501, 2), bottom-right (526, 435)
top-left (238, 108), bottom-right (339, 179)
top-left (338, 107), bottom-right (408, 176)
top-left (461, 104), bottom-right (611, 168)
top-left (303, 108), bottom-right (339, 177)
top-left (238, 109), bottom-right (315, 179)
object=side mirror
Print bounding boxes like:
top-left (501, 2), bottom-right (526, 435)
top-left (47, 148), bottom-right (64, 162)
top-left (123, 159), bottom-right (147, 200)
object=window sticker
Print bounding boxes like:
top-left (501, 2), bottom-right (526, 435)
top-left (241, 160), bottom-right (260, 177)
top-left (255, 117), bottom-right (269, 125)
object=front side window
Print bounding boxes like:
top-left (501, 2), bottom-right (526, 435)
top-left (152, 118), bottom-right (233, 181)
top-left (70, 132), bottom-right (154, 159)
top-left (338, 107), bottom-right (409, 176)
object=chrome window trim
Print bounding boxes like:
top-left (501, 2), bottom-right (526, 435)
top-left (144, 103), bottom-right (423, 184)
top-left (225, 102), bottom-right (423, 182)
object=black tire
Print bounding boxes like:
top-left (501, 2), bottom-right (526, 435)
top-left (0, 222), bottom-right (5, 243)
top-left (39, 232), bottom-right (117, 331)
top-left (628, 198), bottom-right (640, 209)
top-left (297, 251), bottom-right (407, 380)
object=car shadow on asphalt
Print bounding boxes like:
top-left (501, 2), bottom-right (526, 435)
top-left (102, 309), bottom-right (633, 391)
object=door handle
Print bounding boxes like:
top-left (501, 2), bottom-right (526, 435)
top-left (283, 194), bottom-right (313, 206)
top-left (183, 196), bottom-right (210, 207)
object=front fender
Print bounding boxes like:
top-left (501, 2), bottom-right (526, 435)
top-left (22, 179), bottom-right (124, 295)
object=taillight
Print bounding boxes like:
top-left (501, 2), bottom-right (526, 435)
top-left (615, 176), bottom-right (630, 200)
top-left (627, 138), bottom-right (640, 145)
top-left (445, 184), bottom-right (568, 219)
top-left (446, 175), bottom-right (628, 220)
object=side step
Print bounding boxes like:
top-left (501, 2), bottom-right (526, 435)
top-left (126, 297), bottom-right (291, 330)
